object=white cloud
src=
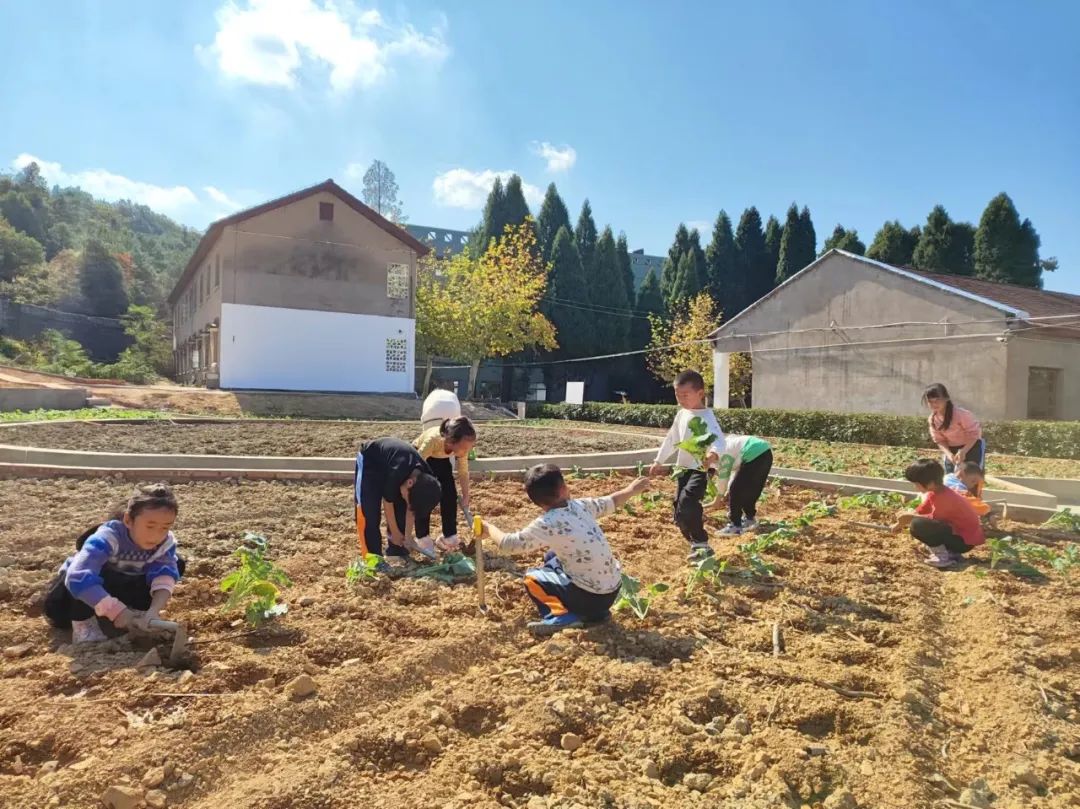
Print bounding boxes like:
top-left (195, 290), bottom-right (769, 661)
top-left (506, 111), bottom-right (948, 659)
top-left (344, 161), bottom-right (367, 180)
top-left (204, 185), bottom-right (243, 210)
top-left (686, 220), bottom-right (712, 235)
top-left (198, 0), bottom-right (448, 92)
top-left (13, 153), bottom-right (199, 216)
top-left (432, 168), bottom-right (543, 210)
top-left (531, 141), bottom-right (577, 173)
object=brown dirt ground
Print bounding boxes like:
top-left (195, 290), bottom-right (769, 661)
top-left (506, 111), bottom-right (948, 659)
top-left (0, 476), bottom-right (1077, 809)
top-left (0, 422), bottom-right (656, 458)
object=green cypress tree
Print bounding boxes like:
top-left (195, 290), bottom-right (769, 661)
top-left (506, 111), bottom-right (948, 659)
top-left (687, 228), bottom-right (708, 293)
top-left (477, 177), bottom-right (506, 253)
top-left (763, 214), bottom-right (782, 286)
top-left (660, 223), bottom-right (691, 306)
top-left (823, 225), bottom-right (866, 255)
top-left (632, 268), bottom-right (664, 349)
top-left (735, 206), bottom-right (770, 309)
top-left (912, 206), bottom-right (954, 271)
top-left (502, 175), bottom-right (532, 230)
top-left (574, 200), bottom-right (598, 285)
top-left (615, 232), bottom-right (635, 304)
top-left (593, 227), bottom-right (631, 350)
top-left (867, 220), bottom-right (917, 266)
top-left (670, 250), bottom-right (700, 304)
top-left (79, 239), bottom-right (129, 317)
top-left (974, 193), bottom-right (1042, 287)
top-left (544, 226), bottom-right (592, 357)
top-left (705, 210), bottom-right (738, 315)
top-left (799, 206), bottom-right (817, 267)
top-left (536, 183), bottom-right (571, 263)
top-left (775, 204), bottom-right (802, 283)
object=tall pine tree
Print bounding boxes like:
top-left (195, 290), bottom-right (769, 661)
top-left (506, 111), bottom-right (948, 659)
top-left (477, 177), bottom-right (506, 253)
top-left (660, 223), bottom-right (691, 307)
top-left (799, 206), bottom-right (817, 264)
top-left (912, 205), bottom-right (954, 272)
top-left (763, 215), bottom-right (783, 284)
top-left (632, 269), bottom-right (664, 350)
top-left (536, 183), bottom-right (571, 263)
top-left (973, 193), bottom-right (1042, 287)
top-left (866, 220), bottom-right (918, 266)
top-left (616, 233), bottom-right (635, 305)
top-left (705, 210), bottom-right (739, 316)
top-left (687, 228), bottom-right (708, 295)
top-left (735, 206), bottom-right (771, 309)
top-left (592, 227), bottom-right (631, 350)
top-left (575, 200), bottom-right (598, 284)
top-left (823, 225), bottom-right (866, 255)
top-left (543, 226), bottom-right (592, 357)
top-left (670, 251), bottom-right (701, 304)
top-left (775, 204), bottom-right (802, 283)
top-left (948, 222), bottom-right (976, 277)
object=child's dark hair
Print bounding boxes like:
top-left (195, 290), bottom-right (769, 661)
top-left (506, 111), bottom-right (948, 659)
top-left (922, 383), bottom-right (954, 430)
top-left (126, 483), bottom-right (179, 520)
top-left (524, 463), bottom-right (566, 507)
top-left (409, 472), bottom-right (442, 517)
top-left (905, 458), bottom-right (945, 487)
top-left (440, 416), bottom-right (477, 444)
top-left (675, 370), bottom-right (705, 391)
top-left (960, 461), bottom-right (985, 479)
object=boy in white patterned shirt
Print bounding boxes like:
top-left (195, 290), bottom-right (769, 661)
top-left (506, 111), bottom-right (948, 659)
top-left (478, 464), bottom-right (650, 636)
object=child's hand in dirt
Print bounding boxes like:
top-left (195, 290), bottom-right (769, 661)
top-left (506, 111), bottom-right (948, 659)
top-left (629, 477), bottom-right (651, 496)
top-left (648, 463), bottom-right (664, 478)
top-left (113, 608), bottom-right (141, 630)
top-left (895, 512), bottom-right (915, 530)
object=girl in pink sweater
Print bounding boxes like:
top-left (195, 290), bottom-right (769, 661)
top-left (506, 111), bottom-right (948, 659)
top-left (923, 383), bottom-right (985, 474)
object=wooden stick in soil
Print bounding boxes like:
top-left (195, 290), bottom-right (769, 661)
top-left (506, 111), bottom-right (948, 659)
top-left (473, 515), bottom-right (487, 614)
top-left (772, 622), bottom-right (784, 657)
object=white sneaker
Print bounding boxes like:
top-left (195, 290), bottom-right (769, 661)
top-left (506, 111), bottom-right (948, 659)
top-left (687, 543), bottom-right (714, 561)
top-left (718, 523), bottom-right (743, 536)
top-left (412, 536), bottom-right (437, 560)
top-left (72, 618), bottom-right (107, 644)
top-left (742, 518), bottom-right (759, 532)
top-left (436, 534), bottom-right (461, 551)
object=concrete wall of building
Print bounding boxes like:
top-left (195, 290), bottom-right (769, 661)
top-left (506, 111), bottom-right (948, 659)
top-left (1005, 335), bottom-right (1080, 420)
top-left (219, 303), bottom-right (414, 393)
top-left (713, 253), bottom-right (1014, 418)
top-left (221, 190), bottom-right (416, 320)
top-left (0, 387), bottom-right (88, 412)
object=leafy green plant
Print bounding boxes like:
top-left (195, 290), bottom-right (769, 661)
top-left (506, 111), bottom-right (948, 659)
top-left (1042, 508), bottom-right (1080, 534)
top-left (795, 500), bottom-right (836, 526)
top-left (467, 448), bottom-right (478, 461)
top-left (987, 536), bottom-right (1042, 578)
top-left (837, 491), bottom-right (908, 511)
top-left (220, 532), bottom-right (291, 626)
top-left (405, 552), bottom-right (476, 584)
top-left (345, 554), bottom-right (383, 584)
top-left (614, 574), bottom-right (670, 619)
top-left (671, 416), bottom-right (720, 500)
top-left (685, 555), bottom-right (728, 596)
top-left (736, 529), bottom-right (792, 577)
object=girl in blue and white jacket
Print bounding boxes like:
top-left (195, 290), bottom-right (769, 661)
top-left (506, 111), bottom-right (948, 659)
top-left (44, 483), bottom-right (185, 644)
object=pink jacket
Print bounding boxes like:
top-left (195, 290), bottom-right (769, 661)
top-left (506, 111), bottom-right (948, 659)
top-left (929, 406), bottom-right (982, 448)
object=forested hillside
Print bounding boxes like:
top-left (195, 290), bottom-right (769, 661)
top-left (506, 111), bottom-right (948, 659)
top-left (0, 161), bottom-right (201, 316)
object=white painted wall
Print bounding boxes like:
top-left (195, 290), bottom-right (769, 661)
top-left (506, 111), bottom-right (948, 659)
top-left (219, 303), bottom-right (415, 392)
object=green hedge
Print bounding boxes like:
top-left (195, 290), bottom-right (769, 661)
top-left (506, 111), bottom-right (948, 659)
top-left (526, 403), bottom-right (1080, 460)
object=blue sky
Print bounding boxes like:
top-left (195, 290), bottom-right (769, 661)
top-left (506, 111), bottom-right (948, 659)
top-left (2, 0), bottom-right (1078, 293)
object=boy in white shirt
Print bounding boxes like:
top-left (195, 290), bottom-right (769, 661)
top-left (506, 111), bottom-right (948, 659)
top-left (479, 464), bottom-right (650, 636)
top-left (649, 370), bottom-right (725, 559)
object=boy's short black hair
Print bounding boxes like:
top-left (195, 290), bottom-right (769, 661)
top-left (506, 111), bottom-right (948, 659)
top-left (674, 370), bottom-right (705, 390)
top-left (524, 463), bottom-right (565, 507)
top-left (904, 458), bottom-right (945, 487)
top-left (409, 472), bottom-right (442, 517)
top-left (960, 461), bottom-right (985, 478)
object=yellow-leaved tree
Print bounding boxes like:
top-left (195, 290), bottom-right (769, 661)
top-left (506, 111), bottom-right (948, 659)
top-left (646, 291), bottom-right (751, 406)
top-left (417, 220), bottom-right (558, 397)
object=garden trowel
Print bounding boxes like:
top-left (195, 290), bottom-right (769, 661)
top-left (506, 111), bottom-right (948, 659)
top-left (146, 618), bottom-right (189, 667)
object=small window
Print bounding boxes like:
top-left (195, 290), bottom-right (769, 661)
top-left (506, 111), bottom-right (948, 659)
top-left (385, 337), bottom-right (407, 373)
top-left (319, 202), bottom-right (334, 221)
top-left (215, 255), bottom-right (220, 288)
top-left (387, 263), bottom-right (409, 299)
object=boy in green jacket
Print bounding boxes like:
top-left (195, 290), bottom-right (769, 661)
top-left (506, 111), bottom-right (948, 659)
top-left (713, 435), bottom-right (773, 536)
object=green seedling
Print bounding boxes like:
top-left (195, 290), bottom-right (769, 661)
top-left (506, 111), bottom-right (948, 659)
top-left (636, 460), bottom-right (647, 477)
top-left (614, 573), bottom-right (670, 620)
top-left (346, 554), bottom-right (382, 584)
top-left (795, 500), bottom-right (836, 526)
top-left (467, 448), bottom-right (478, 461)
top-left (837, 491), bottom-right (908, 512)
top-left (986, 536), bottom-right (1041, 578)
top-left (736, 529), bottom-right (791, 578)
top-left (1042, 508), bottom-right (1080, 534)
top-left (685, 554), bottom-right (728, 596)
top-left (405, 552), bottom-right (476, 584)
top-left (220, 532), bottom-right (291, 627)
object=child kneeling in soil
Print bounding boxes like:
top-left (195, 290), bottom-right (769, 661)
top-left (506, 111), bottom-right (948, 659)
top-left (478, 464), bottom-right (649, 636)
top-left (896, 459), bottom-right (984, 568)
top-left (711, 435), bottom-right (774, 536)
top-left (44, 483), bottom-right (185, 644)
top-left (414, 416), bottom-right (477, 551)
top-left (355, 438), bottom-right (443, 562)
top-left (945, 461), bottom-right (992, 521)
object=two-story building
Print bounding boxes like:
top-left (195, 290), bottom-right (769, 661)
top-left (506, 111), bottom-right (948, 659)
top-left (168, 180), bottom-right (430, 392)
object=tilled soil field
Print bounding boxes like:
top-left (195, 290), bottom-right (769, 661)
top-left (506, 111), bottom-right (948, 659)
top-left (0, 476), bottom-right (1077, 809)
top-left (0, 421), bottom-right (657, 458)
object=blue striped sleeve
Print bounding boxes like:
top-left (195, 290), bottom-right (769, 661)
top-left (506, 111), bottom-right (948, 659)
top-left (64, 534), bottom-right (113, 607)
top-left (145, 541), bottom-right (181, 589)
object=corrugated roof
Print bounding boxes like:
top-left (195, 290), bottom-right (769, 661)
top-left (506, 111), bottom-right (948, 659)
top-left (168, 180), bottom-right (430, 304)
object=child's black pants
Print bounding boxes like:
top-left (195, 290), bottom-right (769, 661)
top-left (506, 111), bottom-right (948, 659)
top-left (415, 457), bottom-right (457, 538)
top-left (729, 450), bottom-right (773, 526)
top-left (675, 469), bottom-right (709, 545)
top-left (910, 517), bottom-right (971, 554)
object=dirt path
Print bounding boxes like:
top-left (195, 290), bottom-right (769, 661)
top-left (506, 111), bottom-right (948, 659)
top-left (0, 478), bottom-right (1076, 808)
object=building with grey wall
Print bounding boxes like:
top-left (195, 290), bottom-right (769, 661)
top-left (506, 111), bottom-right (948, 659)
top-left (711, 250), bottom-right (1080, 420)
